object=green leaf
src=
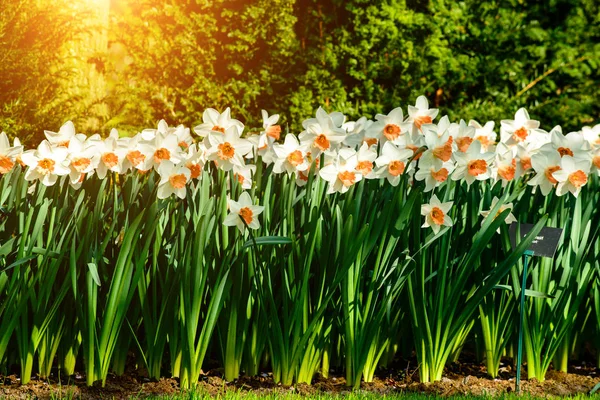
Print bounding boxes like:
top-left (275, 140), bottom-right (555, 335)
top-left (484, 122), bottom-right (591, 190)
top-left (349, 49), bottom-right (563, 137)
top-left (87, 262), bottom-right (101, 287)
top-left (1, 255), bottom-right (36, 272)
top-left (243, 236), bottom-right (292, 250)
top-left (494, 284), bottom-right (555, 299)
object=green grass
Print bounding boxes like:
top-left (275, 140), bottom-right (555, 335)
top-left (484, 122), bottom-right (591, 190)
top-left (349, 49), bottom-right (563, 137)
top-left (36, 387), bottom-right (600, 400)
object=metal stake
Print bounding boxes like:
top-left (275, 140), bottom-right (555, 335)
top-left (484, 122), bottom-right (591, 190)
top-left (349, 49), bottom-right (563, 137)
top-left (515, 253), bottom-right (531, 393)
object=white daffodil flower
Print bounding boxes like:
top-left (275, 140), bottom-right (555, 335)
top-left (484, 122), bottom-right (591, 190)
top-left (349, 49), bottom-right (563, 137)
top-left (354, 142), bottom-right (378, 179)
top-left (206, 127), bottom-right (252, 171)
top-left (500, 108), bottom-right (546, 147)
top-left (366, 107), bottom-right (412, 144)
top-left (407, 96), bottom-right (439, 134)
top-left (516, 144), bottom-right (533, 173)
top-left (342, 117), bottom-right (373, 148)
top-left (120, 135), bottom-right (154, 172)
top-left (261, 109), bottom-right (281, 141)
top-left (182, 144), bottom-right (205, 180)
top-left (480, 197), bottom-right (517, 232)
top-left (21, 140), bottom-right (70, 186)
top-left (552, 155), bottom-right (591, 198)
top-left (140, 119), bottom-right (169, 141)
top-left (0, 132), bottom-right (23, 174)
top-left (91, 129), bottom-right (127, 179)
top-left (539, 128), bottom-right (589, 160)
top-left (421, 194), bottom-right (453, 234)
top-left (44, 121), bottom-right (84, 147)
top-left (173, 125), bottom-right (194, 150)
top-left (273, 134), bottom-right (310, 174)
top-left (233, 164), bottom-right (256, 190)
top-left (449, 119), bottom-right (476, 153)
top-left (248, 110), bottom-right (282, 164)
top-left (194, 108), bottom-right (244, 138)
top-left (493, 143), bottom-right (520, 185)
top-left (593, 148), bottom-right (600, 176)
top-left (319, 148), bottom-right (363, 194)
top-left (423, 128), bottom-right (453, 163)
top-left (581, 124), bottom-right (600, 150)
top-left (66, 136), bottom-right (100, 184)
top-left (527, 149), bottom-right (562, 196)
top-left (469, 120), bottom-right (497, 152)
top-left (223, 192), bottom-right (264, 233)
top-left (374, 141), bottom-right (413, 187)
top-left (302, 107), bottom-right (346, 130)
top-left (146, 131), bottom-right (184, 171)
top-left (414, 152), bottom-right (455, 192)
top-left (451, 140), bottom-right (495, 185)
top-left (157, 161), bottom-right (190, 199)
top-left (299, 108), bottom-right (347, 156)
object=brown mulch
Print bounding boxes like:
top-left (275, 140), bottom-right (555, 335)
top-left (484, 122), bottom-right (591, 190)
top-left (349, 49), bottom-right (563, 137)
top-left (0, 361), bottom-right (598, 399)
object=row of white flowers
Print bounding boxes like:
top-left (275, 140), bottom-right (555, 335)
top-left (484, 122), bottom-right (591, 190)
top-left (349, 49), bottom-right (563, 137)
top-left (1, 96), bottom-right (599, 233)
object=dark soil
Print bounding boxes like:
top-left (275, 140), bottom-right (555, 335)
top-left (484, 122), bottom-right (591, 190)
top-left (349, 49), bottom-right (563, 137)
top-left (1, 360), bottom-right (598, 399)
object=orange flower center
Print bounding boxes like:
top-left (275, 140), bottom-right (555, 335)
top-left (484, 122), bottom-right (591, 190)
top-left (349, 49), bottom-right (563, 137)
top-left (513, 127), bottom-right (528, 142)
top-left (568, 170), bottom-right (587, 188)
top-left (37, 158), bottom-right (56, 174)
top-left (239, 207), bottom-right (253, 225)
top-left (127, 151), bottom-right (145, 167)
top-left (383, 124), bottom-right (401, 141)
top-left (298, 170), bottom-right (309, 182)
top-left (498, 164), bottom-right (516, 181)
top-left (432, 137), bottom-right (453, 161)
top-left (154, 148), bottom-right (171, 163)
top-left (179, 141), bottom-right (189, 149)
top-left (212, 125), bottom-right (226, 133)
top-left (356, 160), bottom-right (373, 175)
top-left (467, 159), bottom-right (487, 176)
top-left (415, 115), bottom-right (433, 129)
top-left (217, 142), bottom-right (235, 160)
top-left (187, 162), bottom-right (201, 179)
top-left (520, 157), bottom-right (532, 171)
top-left (430, 206), bottom-right (445, 225)
top-left (593, 155), bottom-right (600, 169)
top-left (388, 160), bottom-right (405, 177)
top-left (557, 147), bottom-right (574, 157)
top-left (0, 155), bottom-right (15, 174)
top-left (169, 173), bottom-right (187, 189)
top-left (287, 150), bottom-right (304, 167)
top-left (58, 140), bottom-right (70, 147)
top-left (475, 136), bottom-right (492, 149)
top-left (102, 152), bottom-right (119, 168)
top-left (338, 171), bottom-right (356, 187)
top-left (314, 134), bottom-right (330, 151)
top-left (431, 168), bottom-right (449, 182)
top-left (266, 125), bottom-right (281, 141)
top-left (406, 144), bottom-right (423, 160)
top-left (235, 173), bottom-right (245, 185)
top-left (72, 157), bottom-right (91, 172)
top-left (456, 137), bottom-right (473, 153)
top-left (364, 138), bottom-right (378, 147)
top-left (545, 166), bottom-right (561, 184)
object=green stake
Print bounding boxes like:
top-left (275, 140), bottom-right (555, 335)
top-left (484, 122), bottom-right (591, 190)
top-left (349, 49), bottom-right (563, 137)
top-left (515, 252), bottom-right (532, 393)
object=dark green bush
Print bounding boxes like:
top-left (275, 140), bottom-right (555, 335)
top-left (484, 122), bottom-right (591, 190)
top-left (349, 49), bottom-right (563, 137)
top-left (1, 0), bottom-right (598, 143)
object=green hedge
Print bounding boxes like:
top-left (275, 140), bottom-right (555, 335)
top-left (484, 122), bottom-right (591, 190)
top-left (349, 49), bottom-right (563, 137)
top-left (1, 0), bottom-right (599, 142)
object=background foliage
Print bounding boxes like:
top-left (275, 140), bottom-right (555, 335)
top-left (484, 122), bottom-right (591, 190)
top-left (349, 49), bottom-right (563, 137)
top-left (1, 0), bottom-right (599, 143)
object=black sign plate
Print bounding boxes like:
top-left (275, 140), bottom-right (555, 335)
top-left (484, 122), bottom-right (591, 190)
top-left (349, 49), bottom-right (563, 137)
top-left (509, 223), bottom-right (563, 258)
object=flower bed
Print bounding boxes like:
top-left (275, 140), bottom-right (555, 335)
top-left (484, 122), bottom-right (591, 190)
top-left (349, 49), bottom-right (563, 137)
top-left (0, 96), bottom-right (599, 389)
